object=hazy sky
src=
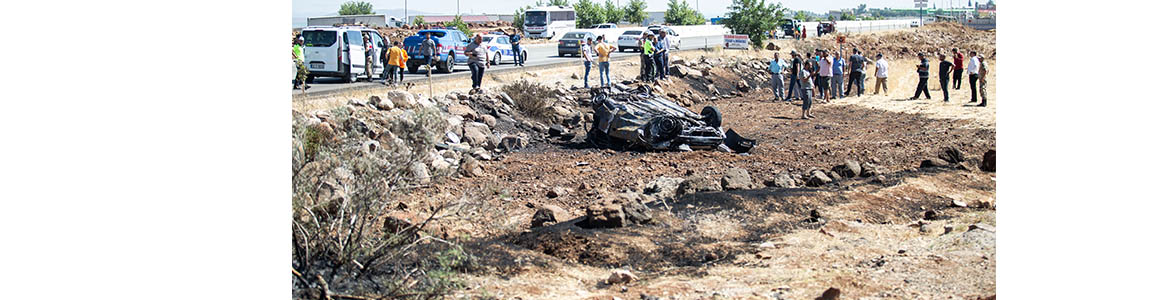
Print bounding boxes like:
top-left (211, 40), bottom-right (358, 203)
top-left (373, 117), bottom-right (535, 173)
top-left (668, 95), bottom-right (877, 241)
top-left (293, 0), bottom-right (990, 18)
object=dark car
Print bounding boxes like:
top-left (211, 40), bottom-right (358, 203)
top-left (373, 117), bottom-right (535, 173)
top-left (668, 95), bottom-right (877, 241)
top-left (780, 19), bottom-right (798, 37)
top-left (557, 31), bottom-right (597, 57)
top-left (587, 85), bottom-right (755, 153)
top-left (817, 22), bottom-right (835, 36)
top-left (403, 29), bottom-right (470, 74)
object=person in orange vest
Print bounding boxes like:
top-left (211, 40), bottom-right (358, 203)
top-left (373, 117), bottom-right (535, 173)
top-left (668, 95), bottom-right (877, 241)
top-left (383, 40), bottom-right (408, 85)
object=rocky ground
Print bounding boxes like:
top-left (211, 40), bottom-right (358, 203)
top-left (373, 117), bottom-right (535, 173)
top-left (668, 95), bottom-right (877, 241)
top-left (292, 24), bottom-right (996, 299)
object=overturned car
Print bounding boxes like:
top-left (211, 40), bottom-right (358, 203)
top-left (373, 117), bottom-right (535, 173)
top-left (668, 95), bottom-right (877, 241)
top-left (587, 85), bottom-right (756, 153)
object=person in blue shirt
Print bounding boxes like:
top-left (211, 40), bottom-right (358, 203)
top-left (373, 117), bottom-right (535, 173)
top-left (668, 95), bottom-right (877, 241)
top-left (655, 30), bottom-right (671, 81)
top-left (509, 29), bottom-right (525, 66)
top-left (831, 51), bottom-right (846, 99)
top-left (769, 52), bottom-right (789, 101)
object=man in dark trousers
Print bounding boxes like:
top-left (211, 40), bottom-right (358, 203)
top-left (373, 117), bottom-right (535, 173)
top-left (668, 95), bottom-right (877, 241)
top-left (844, 48), bottom-right (868, 97)
top-left (785, 51), bottom-right (803, 102)
top-left (510, 29), bottom-right (525, 66)
top-left (938, 53), bottom-right (953, 102)
top-left (951, 48), bottom-right (964, 90)
top-left (967, 50), bottom-right (981, 103)
top-left (910, 53), bottom-right (931, 100)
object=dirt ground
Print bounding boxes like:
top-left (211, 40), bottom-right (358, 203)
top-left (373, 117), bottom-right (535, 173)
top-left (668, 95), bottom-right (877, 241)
top-left (295, 24), bottom-right (997, 299)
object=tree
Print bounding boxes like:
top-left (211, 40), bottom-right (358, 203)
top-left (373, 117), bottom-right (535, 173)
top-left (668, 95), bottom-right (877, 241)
top-left (513, 5), bottom-right (533, 29)
top-left (665, 0), bottom-right (705, 25)
top-left (602, 0), bottom-right (623, 24)
top-left (793, 10), bottom-right (811, 22)
top-left (624, 0), bottom-right (648, 24)
top-left (412, 15), bottom-right (426, 26)
top-left (857, 4), bottom-right (868, 13)
top-left (444, 15), bottom-right (471, 37)
top-left (840, 12), bottom-right (856, 21)
top-left (723, 0), bottom-right (783, 48)
top-left (338, 1), bottom-right (373, 15)
top-left (549, 0), bottom-right (570, 6)
top-left (574, 0), bottom-right (604, 28)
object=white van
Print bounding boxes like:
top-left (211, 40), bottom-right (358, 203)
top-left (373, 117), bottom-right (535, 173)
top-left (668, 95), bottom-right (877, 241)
top-left (300, 26), bottom-right (386, 83)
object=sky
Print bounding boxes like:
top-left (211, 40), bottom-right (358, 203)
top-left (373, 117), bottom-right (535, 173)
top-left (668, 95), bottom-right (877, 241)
top-left (292, 0), bottom-right (991, 20)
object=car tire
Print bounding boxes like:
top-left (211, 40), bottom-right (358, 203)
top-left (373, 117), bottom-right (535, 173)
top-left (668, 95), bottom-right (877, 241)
top-left (701, 106), bottom-right (722, 128)
top-left (493, 52), bottom-right (501, 66)
top-left (408, 65), bottom-right (419, 74)
top-left (306, 75), bottom-right (315, 83)
top-left (342, 65), bottom-right (353, 83)
top-left (439, 54), bottom-right (454, 73)
top-left (520, 51), bottom-right (527, 64)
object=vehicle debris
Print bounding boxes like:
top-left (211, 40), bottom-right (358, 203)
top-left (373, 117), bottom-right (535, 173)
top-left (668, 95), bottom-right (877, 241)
top-left (586, 85), bottom-right (756, 153)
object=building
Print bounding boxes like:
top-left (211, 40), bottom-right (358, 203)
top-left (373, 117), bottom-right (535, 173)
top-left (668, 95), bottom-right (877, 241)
top-left (419, 14), bottom-right (513, 24)
top-left (307, 14), bottom-right (388, 27)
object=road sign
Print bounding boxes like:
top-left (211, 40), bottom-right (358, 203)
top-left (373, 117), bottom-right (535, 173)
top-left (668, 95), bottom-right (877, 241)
top-left (723, 34), bottom-right (749, 50)
top-left (913, 0), bottom-right (928, 3)
top-left (915, 3), bottom-right (927, 8)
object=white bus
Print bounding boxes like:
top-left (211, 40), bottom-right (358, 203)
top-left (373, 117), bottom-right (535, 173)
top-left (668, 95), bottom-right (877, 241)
top-left (524, 6), bottom-right (576, 39)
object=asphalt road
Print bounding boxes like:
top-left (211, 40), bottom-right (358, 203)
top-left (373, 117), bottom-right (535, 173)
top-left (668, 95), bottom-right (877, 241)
top-left (294, 35), bottom-right (729, 95)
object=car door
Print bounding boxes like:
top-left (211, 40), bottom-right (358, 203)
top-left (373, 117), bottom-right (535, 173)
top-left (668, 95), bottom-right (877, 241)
top-left (368, 31), bottom-right (384, 74)
top-left (343, 30), bottom-right (365, 75)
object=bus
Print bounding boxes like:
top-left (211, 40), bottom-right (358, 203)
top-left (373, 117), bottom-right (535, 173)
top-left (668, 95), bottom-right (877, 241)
top-left (524, 6), bottom-right (576, 39)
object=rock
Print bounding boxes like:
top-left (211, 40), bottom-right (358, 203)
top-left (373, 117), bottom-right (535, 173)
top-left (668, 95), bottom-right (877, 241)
top-left (548, 124), bottom-right (567, 137)
top-left (606, 269), bottom-right (638, 285)
top-left (459, 157), bottom-right (486, 177)
top-left (480, 114), bottom-right (497, 128)
top-left (621, 200), bottom-right (653, 225)
top-left (461, 122), bottom-right (492, 148)
top-left (968, 223), bottom-right (996, 232)
top-left (765, 173), bottom-right (797, 188)
top-left (409, 162), bottom-right (430, 184)
top-left (581, 204), bottom-right (625, 228)
top-left (832, 160), bottom-right (862, 178)
top-left (806, 170), bottom-right (833, 187)
top-left (981, 149), bottom-right (996, 172)
top-left (571, 73), bottom-right (579, 80)
top-left (920, 158), bottom-right (950, 168)
top-left (924, 210), bottom-right (939, 220)
top-left (828, 170), bottom-right (843, 181)
top-left (814, 287), bottom-right (841, 300)
top-left (920, 222), bottom-right (945, 236)
top-left (736, 80), bottom-right (750, 92)
top-left (472, 147), bottom-right (492, 160)
top-left (383, 214), bottom-right (414, 234)
top-left (643, 176), bottom-right (684, 200)
top-left (387, 90), bottom-right (417, 108)
top-left (530, 204), bottom-right (571, 228)
top-left (677, 175), bottom-right (722, 195)
top-left (939, 147), bottom-right (965, 164)
top-left (371, 96), bottom-right (394, 110)
top-left (721, 168), bottom-right (753, 190)
top-left (546, 186), bottom-right (570, 198)
top-left (859, 162), bottom-right (884, 177)
top-left (951, 199), bottom-right (968, 208)
top-left (447, 104), bottom-right (477, 120)
top-left (498, 134), bottom-right (529, 152)
top-left (348, 98), bottom-right (367, 107)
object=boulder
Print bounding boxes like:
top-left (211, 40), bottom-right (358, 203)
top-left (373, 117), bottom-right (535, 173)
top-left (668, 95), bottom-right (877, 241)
top-left (677, 175), bottom-right (722, 195)
top-left (765, 173), bottom-right (797, 188)
top-left (815, 287), bottom-right (841, 300)
top-left (860, 163), bottom-right (885, 177)
top-left (580, 204), bottom-right (625, 228)
top-left (721, 168), bottom-right (754, 190)
top-left (409, 162), bottom-right (431, 184)
top-left (606, 269), bottom-right (638, 285)
top-left (387, 90), bottom-right (417, 108)
top-left (480, 114), bottom-right (497, 128)
top-left (530, 204), bottom-right (571, 228)
top-left (459, 157), bottom-right (486, 177)
top-left (920, 157), bottom-right (950, 168)
top-left (447, 104), bottom-right (477, 120)
top-left (498, 134), bottom-right (529, 152)
top-left (461, 122), bottom-right (492, 148)
top-left (806, 170), bottom-right (833, 187)
top-left (546, 186), bottom-right (570, 198)
top-left (643, 176), bottom-right (684, 200)
top-left (939, 147), bottom-right (965, 164)
top-left (832, 160), bottom-right (862, 178)
top-left (981, 149), bottom-right (996, 172)
top-left (621, 200), bottom-right (653, 225)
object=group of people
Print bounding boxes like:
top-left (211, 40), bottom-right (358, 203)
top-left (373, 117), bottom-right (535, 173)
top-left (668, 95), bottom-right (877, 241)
top-left (637, 30), bottom-right (672, 83)
top-left (576, 35), bottom-right (618, 88)
top-left (911, 48), bottom-right (989, 106)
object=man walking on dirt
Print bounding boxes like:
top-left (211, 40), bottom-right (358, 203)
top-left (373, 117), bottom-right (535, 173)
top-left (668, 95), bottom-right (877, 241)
top-left (844, 48), bottom-right (868, 97)
top-left (786, 50), bottom-right (803, 102)
top-left (873, 53), bottom-right (889, 95)
top-left (938, 53), bottom-right (954, 102)
top-left (951, 48), bottom-right (964, 90)
top-left (465, 34), bottom-right (490, 93)
top-left (420, 32), bottom-right (438, 77)
top-left (817, 50), bottom-right (834, 102)
top-left (510, 30), bottom-right (525, 66)
top-left (831, 51), bottom-right (845, 99)
top-left (910, 53), bottom-right (931, 100)
top-left (770, 52), bottom-right (788, 101)
top-left (967, 51), bottom-right (981, 103)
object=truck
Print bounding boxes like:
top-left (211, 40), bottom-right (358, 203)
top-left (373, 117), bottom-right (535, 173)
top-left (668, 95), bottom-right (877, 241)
top-left (780, 19), bottom-right (797, 37)
top-left (402, 28), bottom-right (470, 74)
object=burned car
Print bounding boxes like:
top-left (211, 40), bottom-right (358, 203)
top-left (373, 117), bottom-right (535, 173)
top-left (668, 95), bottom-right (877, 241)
top-left (587, 85), bottom-right (755, 153)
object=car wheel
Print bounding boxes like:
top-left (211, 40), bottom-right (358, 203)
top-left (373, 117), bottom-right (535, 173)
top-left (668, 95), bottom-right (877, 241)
top-left (520, 51), bottom-right (527, 64)
top-left (493, 52), bottom-right (501, 66)
top-left (701, 106), bottom-right (722, 128)
top-left (440, 54), bottom-right (454, 73)
top-left (306, 75), bottom-right (315, 83)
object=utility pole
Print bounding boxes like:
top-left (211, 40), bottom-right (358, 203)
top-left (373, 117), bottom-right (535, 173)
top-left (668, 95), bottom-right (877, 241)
top-left (404, 0), bottom-right (407, 26)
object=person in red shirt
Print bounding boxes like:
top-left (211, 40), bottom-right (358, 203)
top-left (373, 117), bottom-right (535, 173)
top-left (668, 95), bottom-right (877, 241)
top-left (952, 48), bottom-right (964, 90)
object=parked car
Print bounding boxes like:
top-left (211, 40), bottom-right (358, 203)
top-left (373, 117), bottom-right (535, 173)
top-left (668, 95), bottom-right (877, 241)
top-left (910, 20), bottom-right (921, 27)
top-left (616, 29), bottom-right (646, 52)
top-left (557, 31), bottom-right (597, 57)
top-left (646, 25), bottom-right (681, 50)
top-left (481, 34), bottom-right (528, 65)
top-left (403, 28), bottom-right (470, 74)
top-left (590, 23), bottom-right (618, 29)
top-left (780, 19), bottom-right (797, 37)
top-left (817, 22), bottom-right (835, 36)
top-left (300, 26), bottom-right (387, 83)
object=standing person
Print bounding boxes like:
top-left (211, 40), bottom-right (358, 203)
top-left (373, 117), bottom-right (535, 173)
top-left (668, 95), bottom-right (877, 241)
top-left (800, 60), bottom-right (816, 119)
top-left (643, 34), bottom-right (659, 82)
top-left (977, 55), bottom-right (989, 107)
top-left (769, 52), bottom-right (788, 101)
top-left (938, 53), bottom-right (954, 102)
top-left (581, 37), bottom-right (595, 88)
top-left (967, 51), bottom-right (981, 103)
top-left (420, 32), bottom-right (437, 77)
top-left (383, 41), bottom-right (406, 85)
top-left (817, 50), bottom-right (834, 101)
top-left (293, 36), bottom-right (309, 90)
top-left (873, 53), bottom-right (889, 95)
top-left (831, 51), bottom-right (845, 99)
top-left (844, 48), bottom-right (867, 97)
top-left (594, 35), bottom-right (617, 87)
top-left (362, 34), bottom-right (375, 81)
top-left (786, 51), bottom-right (803, 101)
top-left (951, 48), bottom-right (964, 90)
top-left (464, 34), bottom-right (490, 93)
top-left (510, 29), bottom-right (525, 66)
top-left (656, 30), bottom-right (672, 81)
top-left (910, 53), bottom-right (931, 100)
top-left (808, 51), bottom-right (820, 98)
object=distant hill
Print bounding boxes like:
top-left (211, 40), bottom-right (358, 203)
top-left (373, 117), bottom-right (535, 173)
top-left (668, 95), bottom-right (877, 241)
top-left (292, 8), bottom-right (436, 28)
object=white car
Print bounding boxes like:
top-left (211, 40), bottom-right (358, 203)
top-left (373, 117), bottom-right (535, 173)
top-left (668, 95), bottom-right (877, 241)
top-left (300, 26), bottom-right (386, 83)
top-left (481, 34), bottom-right (529, 65)
top-left (646, 25), bottom-right (681, 50)
top-left (617, 29), bottom-right (646, 52)
top-left (590, 23), bottom-right (618, 29)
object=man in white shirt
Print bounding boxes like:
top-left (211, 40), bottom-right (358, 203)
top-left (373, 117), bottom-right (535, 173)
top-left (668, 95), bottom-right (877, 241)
top-left (873, 53), bottom-right (889, 95)
top-left (581, 37), bottom-right (595, 88)
top-left (967, 51), bottom-right (981, 103)
top-left (818, 50), bottom-right (834, 101)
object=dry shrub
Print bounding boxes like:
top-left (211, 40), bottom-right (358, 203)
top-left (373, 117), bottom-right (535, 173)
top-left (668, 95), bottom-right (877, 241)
top-left (500, 79), bottom-right (557, 123)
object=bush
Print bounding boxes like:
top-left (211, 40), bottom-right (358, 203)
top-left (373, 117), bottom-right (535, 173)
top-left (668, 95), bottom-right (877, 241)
top-left (665, 0), bottom-right (705, 25)
top-left (723, 0), bottom-right (785, 48)
top-left (445, 15), bottom-right (472, 37)
top-left (292, 106), bottom-right (468, 299)
top-left (412, 15), bottom-right (426, 26)
top-left (338, 1), bottom-right (373, 16)
top-left (624, 0), bottom-right (648, 24)
top-left (500, 80), bottom-right (557, 123)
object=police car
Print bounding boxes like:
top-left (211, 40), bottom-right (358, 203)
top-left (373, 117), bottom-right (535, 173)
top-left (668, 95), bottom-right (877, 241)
top-left (481, 34), bottom-right (528, 65)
